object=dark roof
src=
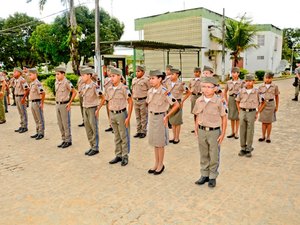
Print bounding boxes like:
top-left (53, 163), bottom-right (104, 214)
top-left (100, 40), bottom-right (205, 52)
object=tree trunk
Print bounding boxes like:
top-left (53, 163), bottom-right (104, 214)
top-left (69, 0), bottom-right (80, 75)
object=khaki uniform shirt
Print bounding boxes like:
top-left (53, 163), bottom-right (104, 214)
top-left (165, 79), bottom-right (186, 100)
top-left (162, 76), bottom-right (171, 86)
top-left (146, 86), bottom-right (176, 113)
top-left (29, 79), bottom-right (44, 100)
top-left (104, 77), bottom-right (112, 92)
top-left (82, 82), bottom-right (103, 108)
top-left (235, 88), bottom-right (260, 109)
top-left (225, 79), bottom-right (244, 95)
top-left (193, 94), bottom-right (226, 128)
top-left (132, 75), bottom-right (150, 98)
top-left (258, 83), bottom-right (279, 102)
top-left (55, 77), bottom-right (73, 102)
top-left (189, 78), bottom-right (202, 94)
top-left (77, 76), bottom-right (85, 96)
top-left (105, 83), bottom-right (130, 111)
top-left (22, 72), bottom-right (31, 85)
top-left (14, 76), bottom-right (28, 95)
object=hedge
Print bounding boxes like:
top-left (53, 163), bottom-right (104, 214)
top-left (255, 70), bottom-right (265, 81)
top-left (239, 68), bottom-right (248, 80)
top-left (44, 74), bottom-right (79, 95)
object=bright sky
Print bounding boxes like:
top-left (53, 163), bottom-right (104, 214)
top-left (0, 0), bottom-right (298, 41)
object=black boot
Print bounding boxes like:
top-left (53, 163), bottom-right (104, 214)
top-left (292, 96), bottom-right (298, 101)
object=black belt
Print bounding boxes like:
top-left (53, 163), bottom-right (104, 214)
top-left (150, 111), bottom-right (165, 115)
top-left (192, 93), bottom-right (202, 96)
top-left (110, 108), bottom-right (126, 114)
top-left (56, 100), bottom-right (69, 104)
top-left (229, 94), bottom-right (237, 97)
top-left (241, 108), bottom-right (256, 112)
top-left (134, 96), bottom-right (147, 101)
top-left (31, 99), bottom-right (41, 102)
top-left (15, 94), bottom-right (24, 97)
top-left (199, 125), bottom-right (220, 131)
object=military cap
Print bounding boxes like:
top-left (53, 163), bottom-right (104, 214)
top-left (231, 67), bottom-right (240, 73)
top-left (14, 67), bottom-right (23, 73)
top-left (110, 67), bottom-right (122, 76)
top-left (28, 68), bottom-right (38, 74)
top-left (79, 65), bottom-right (89, 70)
top-left (194, 67), bottom-right (201, 72)
top-left (149, 69), bottom-right (163, 76)
top-left (136, 65), bottom-right (145, 71)
top-left (81, 68), bottom-right (94, 75)
top-left (166, 64), bottom-right (173, 69)
top-left (107, 65), bottom-right (114, 70)
top-left (170, 68), bottom-right (180, 74)
top-left (54, 66), bottom-right (66, 73)
top-left (245, 74), bottom-right (255, 81)
top-left (111, 62), bottom-right (117, 67)
top-left (200, 77), bottom-right (218, 86)
top-left (203, 65), bottom-right (214, 73)
top-left (264, 71), bottom-right (274, 78)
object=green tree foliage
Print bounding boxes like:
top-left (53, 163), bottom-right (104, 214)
top-left (0, 13), bottom-right (43, 69)
top-left (282, 28), bottom-right (300, 65)
top-left (44, 74), bottom-right (78, 95)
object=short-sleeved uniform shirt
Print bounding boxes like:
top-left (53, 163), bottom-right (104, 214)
top-left (189, 78), bottom-right (202, 94)
top-left (82, 82), bottom-right (103, 108)
top-left (105, 83), bottom-right (131, 111)
top-left (193, 94), bottom-right (226, 128)
top-left (77, 76), bottom-right (85, 96)
top-left (164, 79), bottom-right (187, 100)
top-left (132, 75), bottom-right (150, 98)
top-left (225, 79), bottom-right (244, 95)
top-left (146, 85), bottom-right (176, 113)
top-left (235, 88), bottom-right (260, 109)
top-left (29, 79), bottom-right (44, 100)
top-left (55, 77), bottom-right (74, 102)
top-left (258, 83), bottom-right (279, 102)
top-left (14, 76), bottom-right (29, 95)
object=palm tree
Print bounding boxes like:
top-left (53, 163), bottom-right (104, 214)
top-left (211, 14), bottom-right (258, 67)
top-left (27, 0), bottom-right (80, 74)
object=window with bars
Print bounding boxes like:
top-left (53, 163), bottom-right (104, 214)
top-left (257, 35), bottom-right (265, 46)
top-left (257, 56), bottom-right (264, 60)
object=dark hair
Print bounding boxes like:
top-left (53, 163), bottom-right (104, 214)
top-left (156, 72), bottom-right (166, 81)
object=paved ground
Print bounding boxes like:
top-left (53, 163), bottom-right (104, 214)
top-left (0, 78), bottom-right (299, 225)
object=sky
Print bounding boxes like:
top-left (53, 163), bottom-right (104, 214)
top-left (0, 0), bottom-right (299, 41)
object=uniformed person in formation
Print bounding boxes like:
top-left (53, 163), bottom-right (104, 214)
top-left (104, 65), bottom-right (114, 132)
top-left (189, 67), bottom-right (202, 133)
top-left (146, 69), bottom-right (179, 175)
top-left (0, 71), bottom-right (7, 124)
top-left (106, 67), bottom-right (133, 166)
top-left (224, 67), bottom-right (244, 139)
top-left (193, 77), bottom-right (227, 188)
top-left (27, 68), bottom-right (45, 140)
top-left (292, 60), bottom-right (300, 101)
top-left (1, 71), bottom-right (9, 113)
top-left (55, 66), bottom-right (77, 149)
top-left (132, 65), bottom-right (150, 138)
top-left (164, 68), bottom-right (191, 144)
top-left (80, 68), bottom-right (106, 156)
top-left (13, 67), bottom-right (29, 133)
top-left (77, 65), bottom-right (89, 127)
top-left (236, 74), bottom-right (260, 157)
top-left (258, 72), bottom-right (280, 143)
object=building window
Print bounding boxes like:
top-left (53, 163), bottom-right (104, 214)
top-left (257, 35), bottom-right (265, 46)
top-left (274, 37), bottom-right (278, 51)
top-left (257, 56), bottom-right (264, 60)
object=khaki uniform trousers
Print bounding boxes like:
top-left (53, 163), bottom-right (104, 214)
top-left (56, 103), bottom-right (72, 142)
top-left (133, 99), bottom-right (148, 134)
top-left (31, 101), bottom-right (45, 135)
top-left (198, 128), bottom-right (221, 179)
top-left (83, 107), bottom-right (99, 151)
top-left (16, 96), bottom-right (28, 128)
top-left (0, 94), bottom-right (5, 121)
top-left (79, 95), bottom-right (84, 121)
top-left (295, 84), bottom-right (299, 97)
top-left (110, 110), bottom-right (130, 158)
top-left (239, 110), bottom-right (256, 151)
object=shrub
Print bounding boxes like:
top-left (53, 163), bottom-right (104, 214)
top-left (255, 70), bottom-right (265, 81)
top-left (44, 74), bottom-right (79, 95)
top-left (239, 68), bottom-right (248, 80)
top-left (38, 73), bottom-right (55, 81)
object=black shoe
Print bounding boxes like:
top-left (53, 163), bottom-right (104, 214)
top-left (292, 97), bottom-right (298, 101)
top-left (62, 142), bottom-right (72, 148)
top-left (258, 138), bottom-right (265, 142)
top-left (191, 130), bottom-right (195, 133)
top-left (266, 139), bottom-right (271, 143)
top-left (19, 128), bottom-right (28, 133)
top-left (105, 127), bottom-right (113, 132)
top-left (208, 179), bottom-right (216, 188)
top-left (87, 150), bottom-right (99, 156)
top-left (245, 152), bottom-right (252, 157)
top-left (139, 133), bottom-right (146, 138)
top-left (227, 134), bottom-right (235, 138)
top-left (31, 134), bottom-right (38, 138)
top-left (0, 120), bottom-right (6, 124)
top-left (35, 134), bottom-right (44, 140)
top-left (5, 110), bottom-right (8, 113)
top-left (169, 139), bottom-right (174, 143)
top-left (109, 157), bottom-right (122, 164)
top-left (195, 176), bottom-right (209, 185)
top-left (15, 127), bottom-right (22, 132)
top-left (173, 140), bottom-right (180, 144)
top-left (153, 165), bottom-right (165, 175)
top-left (57, 142), bottom-right (65, 148)
top-left (121, 157), bottom-right (128, 166)
top-left (85, 149), bottom-right (92, 155)
top-left (238, 150), bottom-right (247, 156)
top-left (148, 168), bottom-right (156, 174)
top-left (78, 123), bottom-right (84, 127)
top-left (133, 133), bottom-right (141, 138)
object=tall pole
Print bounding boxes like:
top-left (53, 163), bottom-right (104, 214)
top-left (95, 0), bottom-right (103, 88)
top-left (290, 46), bottom-right (294, 75)
top-left (221, 8), bottom-right (225, 82)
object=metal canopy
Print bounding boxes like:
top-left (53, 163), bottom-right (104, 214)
top-left (100, 40), bottom-right (205, 52)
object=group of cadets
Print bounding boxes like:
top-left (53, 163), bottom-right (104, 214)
top-left (0, 63), bottom-right (282, 188)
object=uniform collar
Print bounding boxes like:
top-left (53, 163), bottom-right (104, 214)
top-left (199, 94), bottom-right (218, 103)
